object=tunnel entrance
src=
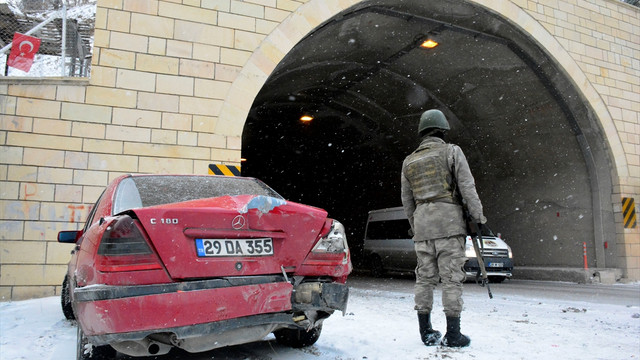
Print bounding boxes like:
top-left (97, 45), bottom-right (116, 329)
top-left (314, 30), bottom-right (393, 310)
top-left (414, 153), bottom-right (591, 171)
top-left (241, 0), bottom-right (616, 270)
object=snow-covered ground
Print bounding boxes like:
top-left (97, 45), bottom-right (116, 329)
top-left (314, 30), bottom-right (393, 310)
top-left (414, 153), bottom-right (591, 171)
top-left (1, 277), bottom-right (639, 360)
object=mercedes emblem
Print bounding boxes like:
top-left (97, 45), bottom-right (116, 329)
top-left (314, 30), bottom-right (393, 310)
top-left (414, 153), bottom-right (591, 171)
top-left (232, 215), bottom-right (246, 230)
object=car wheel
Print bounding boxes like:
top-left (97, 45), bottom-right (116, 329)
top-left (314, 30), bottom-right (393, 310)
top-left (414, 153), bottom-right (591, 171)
top-left (77, 325), bottom-right (116, 360)
top-left (61, 275), bottom-right (75, 320)
top-left (369, 255), bottom-right (385, 278)
top-left (274, 325), bottom-right (322, 348)
top-left (489, 276), bottom-right (506, 283)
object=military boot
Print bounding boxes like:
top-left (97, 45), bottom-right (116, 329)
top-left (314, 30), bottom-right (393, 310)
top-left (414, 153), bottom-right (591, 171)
top-left (441, 316), bottom-right (470, 347)
top-left (417, 312), bottom-right (442, 346)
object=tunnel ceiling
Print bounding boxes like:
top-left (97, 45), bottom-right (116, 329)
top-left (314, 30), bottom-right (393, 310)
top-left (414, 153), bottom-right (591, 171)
top-left (243, 0), bottom-right (612, 268)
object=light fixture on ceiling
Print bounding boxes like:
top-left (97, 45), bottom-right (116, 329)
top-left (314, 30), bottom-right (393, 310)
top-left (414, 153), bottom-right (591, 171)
top-left (418, 31), bottom-right (441, 49)
top-left (300, 115), bottom-right (314, 122)
top-left (420, 38), bottom-right (439, 49)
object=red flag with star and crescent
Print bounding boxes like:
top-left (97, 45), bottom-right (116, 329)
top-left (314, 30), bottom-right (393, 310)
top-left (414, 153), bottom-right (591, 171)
top-left (8, 33), bottom-right (41, 72)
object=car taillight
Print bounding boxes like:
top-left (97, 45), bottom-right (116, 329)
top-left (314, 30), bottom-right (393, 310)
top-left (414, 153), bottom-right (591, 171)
top-left (312, 220), bottom-right (350, 264)
top-left (97, 215), bottom-right (163, 272)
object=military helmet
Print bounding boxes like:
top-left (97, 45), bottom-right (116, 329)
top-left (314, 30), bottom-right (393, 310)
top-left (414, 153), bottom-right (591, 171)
top-left (418, 109), bottom-right (450, 135)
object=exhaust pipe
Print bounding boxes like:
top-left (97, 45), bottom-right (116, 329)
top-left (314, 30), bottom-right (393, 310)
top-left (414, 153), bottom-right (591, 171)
top-left (110, 338), bottom-right (172, 357)
top-left (145, 338), bottom-right (172, 356)
top-left (147, 340), bottom-right (161, 355)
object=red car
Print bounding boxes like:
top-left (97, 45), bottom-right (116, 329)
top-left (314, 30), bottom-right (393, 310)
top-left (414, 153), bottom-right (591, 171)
top-left (58, 174), bottom-right (352, 360)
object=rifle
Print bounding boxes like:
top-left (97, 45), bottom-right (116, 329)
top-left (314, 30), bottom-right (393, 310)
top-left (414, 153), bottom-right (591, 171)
top-left (466, 216), bottom-right (493, 299)
top-left (451, 156), bottom-right (492, 299)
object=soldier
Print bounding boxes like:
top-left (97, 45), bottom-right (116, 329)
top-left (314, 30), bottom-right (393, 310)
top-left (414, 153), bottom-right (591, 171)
top-left (401, 109), bottom-right (486, 347)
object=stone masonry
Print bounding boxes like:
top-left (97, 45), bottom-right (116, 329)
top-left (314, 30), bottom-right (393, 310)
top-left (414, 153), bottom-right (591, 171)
top-left (0, 0), bottom-right (638, 300)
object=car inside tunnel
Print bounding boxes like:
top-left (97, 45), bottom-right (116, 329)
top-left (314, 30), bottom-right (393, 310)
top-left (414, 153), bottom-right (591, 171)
top-left (240, 0), bottom-right (617, 270)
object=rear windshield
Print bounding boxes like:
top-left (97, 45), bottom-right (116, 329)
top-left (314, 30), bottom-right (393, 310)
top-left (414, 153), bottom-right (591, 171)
top-left (113, 176), bottom-right (282, 214)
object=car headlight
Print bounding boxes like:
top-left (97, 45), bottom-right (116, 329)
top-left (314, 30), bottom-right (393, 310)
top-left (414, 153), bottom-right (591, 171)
top-left (465, 239), bottom-right (476, 258)
top-left (507, 244), bottom-right (513, 259)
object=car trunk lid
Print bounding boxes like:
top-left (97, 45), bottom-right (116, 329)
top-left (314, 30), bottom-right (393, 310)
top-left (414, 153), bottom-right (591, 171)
top-left (131, 195), bottom-right (328, 280)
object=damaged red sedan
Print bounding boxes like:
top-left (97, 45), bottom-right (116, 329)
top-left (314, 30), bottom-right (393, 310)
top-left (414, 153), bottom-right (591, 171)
top-left (58, 174), bottom-right (352, 359)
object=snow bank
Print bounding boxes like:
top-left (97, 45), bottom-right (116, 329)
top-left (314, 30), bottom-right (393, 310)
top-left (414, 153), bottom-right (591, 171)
top-left (1, 281), bottom-right (638, 360)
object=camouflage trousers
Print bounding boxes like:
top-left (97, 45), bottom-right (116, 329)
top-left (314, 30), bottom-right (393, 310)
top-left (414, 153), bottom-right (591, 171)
top-left (414, 235), bottom-right (467, 317)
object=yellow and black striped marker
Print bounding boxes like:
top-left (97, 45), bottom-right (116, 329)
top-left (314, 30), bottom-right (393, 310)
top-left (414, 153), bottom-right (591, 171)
top-left (622, 197), bottom-right (637, 229)
top-left (208, 164), bottom-right (241, 176)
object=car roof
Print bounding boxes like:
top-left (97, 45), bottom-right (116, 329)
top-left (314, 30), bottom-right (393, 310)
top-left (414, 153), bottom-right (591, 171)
top-left (367, 207), bottom-right (406, 221)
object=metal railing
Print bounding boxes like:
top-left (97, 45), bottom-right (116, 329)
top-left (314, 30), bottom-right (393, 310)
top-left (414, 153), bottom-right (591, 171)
top-left (0, 0), bottom-right (95, 77)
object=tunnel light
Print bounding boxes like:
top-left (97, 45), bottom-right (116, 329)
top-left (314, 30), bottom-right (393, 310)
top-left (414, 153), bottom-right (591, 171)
top-left (420, 39), bottom-right (439, 49)
top-left (300, 115), bottom-right (314, 122)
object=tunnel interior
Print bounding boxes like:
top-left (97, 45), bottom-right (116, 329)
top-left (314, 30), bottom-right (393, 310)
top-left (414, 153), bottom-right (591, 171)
top-left (241, 0), bottom-right (616, 269)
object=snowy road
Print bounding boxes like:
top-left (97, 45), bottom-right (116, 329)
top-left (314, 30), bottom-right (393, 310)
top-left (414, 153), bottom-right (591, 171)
top-left (350, 275), bottom-right (640, 306)
top-left (1, 275), bottom-right (638, 360)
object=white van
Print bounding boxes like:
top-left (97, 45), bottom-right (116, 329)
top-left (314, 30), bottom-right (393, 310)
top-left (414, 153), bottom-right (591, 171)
top-left (363, 207), bottom-right (513, 283)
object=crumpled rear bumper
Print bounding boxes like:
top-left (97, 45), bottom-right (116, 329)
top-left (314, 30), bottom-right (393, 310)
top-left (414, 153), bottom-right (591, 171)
top-left (74, 276), bottom-right (349, 346)
top-left (292, 281), bottom-right (349, 313)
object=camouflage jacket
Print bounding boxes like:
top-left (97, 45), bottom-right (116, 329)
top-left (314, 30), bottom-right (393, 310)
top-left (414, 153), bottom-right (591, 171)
top-left (401, 136), bottom-right (485, 241)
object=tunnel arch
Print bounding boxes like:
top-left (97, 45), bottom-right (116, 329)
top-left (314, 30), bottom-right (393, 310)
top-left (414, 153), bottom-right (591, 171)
top-left (221, 0), bottom-right (622, 271)
top-left (219, 0), bottom-right (626, 174)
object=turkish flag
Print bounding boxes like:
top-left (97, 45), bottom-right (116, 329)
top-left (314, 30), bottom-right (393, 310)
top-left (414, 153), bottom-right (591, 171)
top-left (7, 33), bottom-right (41, 72)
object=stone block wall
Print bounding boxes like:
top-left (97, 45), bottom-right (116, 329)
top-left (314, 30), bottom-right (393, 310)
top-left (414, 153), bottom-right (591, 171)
top-left (0, 0), bottom-right (638, 299)
top-left (0, 0), bottom-right (310, 300)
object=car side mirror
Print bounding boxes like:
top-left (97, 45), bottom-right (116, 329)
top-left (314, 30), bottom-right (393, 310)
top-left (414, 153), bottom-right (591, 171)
top-left (58, 230), bottom-right (81, 243)
top-left (408, 228), bottom-right (414, 237)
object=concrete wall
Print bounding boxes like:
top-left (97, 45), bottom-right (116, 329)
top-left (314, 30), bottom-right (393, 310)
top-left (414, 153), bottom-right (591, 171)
top-left (1, 0), bottom-right (638, 300)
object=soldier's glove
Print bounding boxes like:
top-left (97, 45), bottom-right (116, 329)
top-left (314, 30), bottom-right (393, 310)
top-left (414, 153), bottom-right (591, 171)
top-left (472, 215), bottom-right (487, 224)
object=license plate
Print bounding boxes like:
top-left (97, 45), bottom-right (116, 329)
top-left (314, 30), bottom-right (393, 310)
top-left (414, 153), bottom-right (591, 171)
top-left (488, 262), bottom-right (503, 268)
top-left (196, 238), bottom-right (273, 257)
